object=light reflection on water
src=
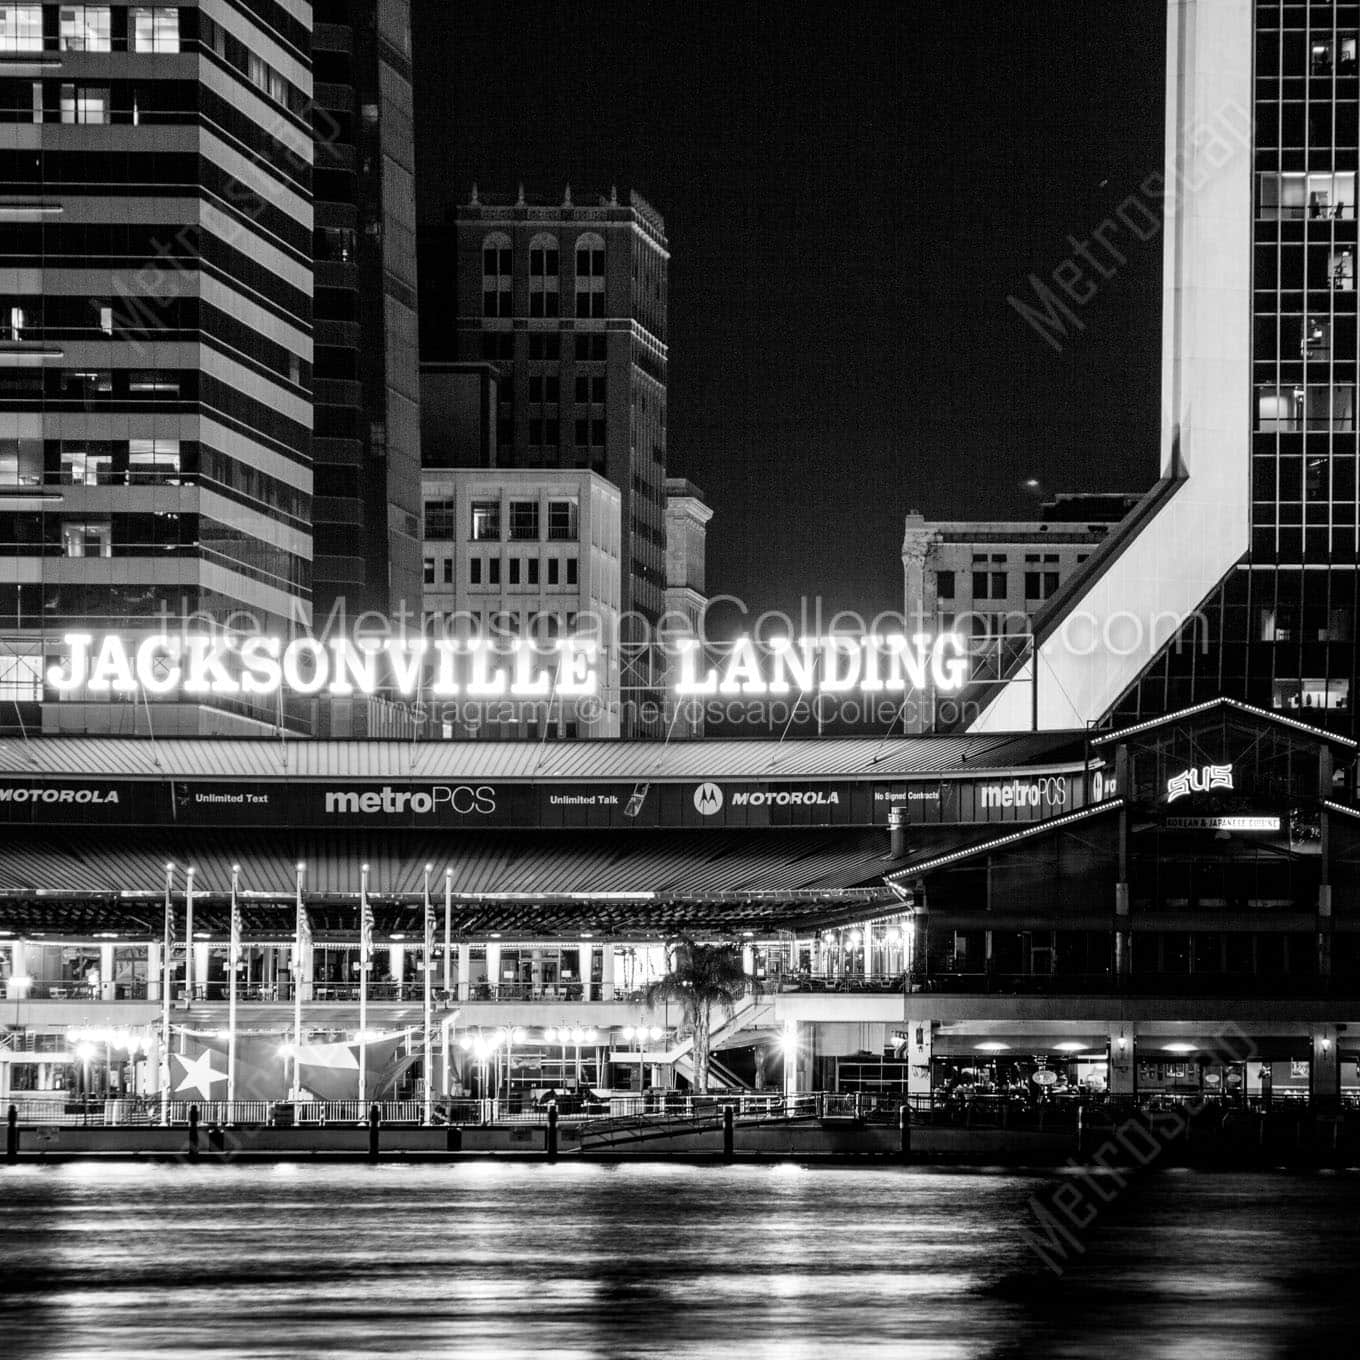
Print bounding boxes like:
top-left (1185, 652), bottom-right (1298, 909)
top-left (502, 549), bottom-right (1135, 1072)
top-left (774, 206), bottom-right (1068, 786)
top-left (2, 1164), bottom-right (1359, 1358)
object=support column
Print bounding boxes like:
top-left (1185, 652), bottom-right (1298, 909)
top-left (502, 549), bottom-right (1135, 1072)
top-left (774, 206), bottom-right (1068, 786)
top-left (146, 942), bottom-right (160, 1003)
top-left (389, 944), bottom-right (405, 991)
top-left (458, 944), bottom-right (471, 1001)
top-left (486, 943), bottom-right (500, 998)
top-left (600, 945), bottom-right (614, 1002)
top-left (99, 944), bottom-right (115, 1001)
top-left (907, 1019), bottom-right (932, 1103)
top-left (1108, 1024), bottom-right (1134, 1100)
top-left (193, 943), bottom-right (210, 999)
top-left (741, 944), bottom-right (755, 979)
top-left (1317, 884), bottom-right (1333, 980)
top-left (782, 1020), bottom-right (799, 1099)
top-left (298, 938), bottom-right (314, 1003)
top-left (1114, 882), bottom-right (1131, 980)
top-left (1312, 1024), bottom-right (1341, 1112)
top-left (910, 907), bottom-right (928, 988)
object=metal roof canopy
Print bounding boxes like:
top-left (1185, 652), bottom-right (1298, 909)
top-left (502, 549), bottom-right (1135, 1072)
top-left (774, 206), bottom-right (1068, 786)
top-left (0, 731), bottom-right (1087, 783)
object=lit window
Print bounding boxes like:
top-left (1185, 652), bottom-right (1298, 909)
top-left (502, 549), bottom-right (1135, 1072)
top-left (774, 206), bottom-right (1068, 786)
top-left (471, 501), bottom-right (500, 541)
top-left (59, 6), bottom-right (112, 52)
top-left (60, 84), bottom-right (109, 125)
top-left (0, 438), bottom-right (42, 486)
top-left (127, 439), bottom-right (180, 484)
top-left (423, 558), bottom-right (435, 585)
top-left (59, 445), bottom-right (112, 486)
top-left (61, 520), bottom-right (112, 558)
top-left (0, 5), bottom-right (43, 53)
top-left (130, 6), bottom-right (180, 53)
top-left (7, 306), bottom-right (24, 342)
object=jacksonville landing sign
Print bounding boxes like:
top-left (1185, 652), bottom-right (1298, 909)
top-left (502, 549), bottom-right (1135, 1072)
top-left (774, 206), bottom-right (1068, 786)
top-left (44, 630), bottom-right (972, 701)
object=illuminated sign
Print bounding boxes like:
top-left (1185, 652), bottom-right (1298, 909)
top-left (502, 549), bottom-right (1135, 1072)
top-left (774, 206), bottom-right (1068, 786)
top-left (44, 631), bottom-right (971, 702)
top-left (1166, 763), bottom-right (1234, 803)
top-left (46, 633), bottom-right (598, 701)
top-left (1165, 815), bottom-right (1279, 832)
top-left (979, 777), bottom-right (1068, 811)
top-left (671, 634), bottom-right (969, 696)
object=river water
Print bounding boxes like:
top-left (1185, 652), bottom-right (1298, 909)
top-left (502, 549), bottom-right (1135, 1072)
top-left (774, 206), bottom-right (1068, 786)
top-left (2, 1162), bottom-right (1358, 1358)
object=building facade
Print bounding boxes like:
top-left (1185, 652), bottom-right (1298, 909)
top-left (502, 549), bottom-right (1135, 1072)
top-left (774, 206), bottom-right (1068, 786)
top-left (901, 494), bottom-right (1138, 641)
top-left (0, 0), bottom-right (315, 736)
top-left (969, 0), bottom-right (1360, 738)
top-left (424, 186), bottom-right (669, 734)
top-left (308, 0), bottom-right (421, 625)
top-left (419, 466), bottom-right (621, 738)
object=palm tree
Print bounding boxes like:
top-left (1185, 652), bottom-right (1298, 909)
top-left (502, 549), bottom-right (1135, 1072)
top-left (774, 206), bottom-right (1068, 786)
top-left (644, 939), bottom-right (750, 1093)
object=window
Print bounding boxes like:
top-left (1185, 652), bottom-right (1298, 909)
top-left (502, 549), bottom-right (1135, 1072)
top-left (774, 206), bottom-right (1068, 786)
top-left (0, 438), bottom-right (42, 486)
top-left (972, 571), bottom-right (1007, 599)
top-left (528, 334), bottom-right (560, 360)
top-left (0, 655), bottom-right (41, 702)
top-left (471, 501), bottom-right (500, 541)
top-left (509, 501), bottom-right (539, 540)
top-left (423, 558), bottom-right (436, 585)
top-left (424, 498), bottom-right (455, 539)
top-left (528, 374), bottom-right (559, 403)
top-left (574, 334), bottom-right (606, 361)
top-left (482, 233), bottom-right (512, 318)
top-left (60, 6), bottom-right (112, 52)
top-left (487, 557), bottom-right (501, 586)
top-left (62, 520), bottom-right (112, 558)
top-left (529, 234), bottom-right (559, 318)
top-left (58, 443), bottom-right (109, 486)
top-left (527, 558), bottom-right (540, 586)
top-left (566, 557), bottom-right (578, 587)
top-left (0, 5), bottom-right (42, 52)
top-left (127, 439), bottom-right (180, 484)
top-left (130, 6), bottom-right (180, 53)
top-left (548, 499), bottom-right (578, 541)
top-left (547, 557), bottom-right (560, 586)
top-left (509, 558), bottom-right (521, 586)
top-left (6, 307), bottom-right (24, 342)
top-left (128, 371), bottom-right (180, 396)
top-left (469, 557), bottom-right (483, 586)
top-left (935, 570), bottom-right (955, 598)
top-left (442, 558), bottom-right (454, 585)
top-left (60, 85), bottom-right (109, 124)
top-left (575, 233), bottom-right (605, 318)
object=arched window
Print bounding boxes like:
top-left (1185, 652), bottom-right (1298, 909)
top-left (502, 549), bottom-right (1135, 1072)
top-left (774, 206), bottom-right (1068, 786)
top-left (574, 233), bottom-right (605, 319)
top-left (529, 233), bottom-right (559, 318)
top-left (481, 232), bottom-right (512, 318)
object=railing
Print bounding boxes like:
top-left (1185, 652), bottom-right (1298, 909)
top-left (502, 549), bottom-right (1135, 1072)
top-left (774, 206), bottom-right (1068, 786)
top-left (909, 972), bottom-right (1360, 998)
top-left (2, 1091), bottom-right (897, 1129)
top-left (4, 979), bottom-right (148, 1001)
top-left (780, 973), bottom-right (906, 994)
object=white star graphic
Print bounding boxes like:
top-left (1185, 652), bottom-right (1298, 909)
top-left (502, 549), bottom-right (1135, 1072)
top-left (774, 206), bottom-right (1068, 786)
top-left (173, 1049), bottom-right (228, 1101)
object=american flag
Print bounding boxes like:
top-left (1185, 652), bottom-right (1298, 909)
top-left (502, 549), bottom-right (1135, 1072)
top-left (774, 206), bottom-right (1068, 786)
top-left (230, 894), bottom-right (244, 968)
top-left (295, 894), bottom-right (312, 966)
top-left (360, 889), bottom-right (374, 964)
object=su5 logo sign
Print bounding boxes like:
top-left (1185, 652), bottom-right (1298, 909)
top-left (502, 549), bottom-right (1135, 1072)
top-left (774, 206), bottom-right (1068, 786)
top-left (693, 783), bottom-right (724, 815)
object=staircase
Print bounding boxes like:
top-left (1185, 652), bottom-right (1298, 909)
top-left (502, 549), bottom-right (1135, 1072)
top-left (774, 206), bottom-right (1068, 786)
top-left (671, 999), bottom-right (778, 1092)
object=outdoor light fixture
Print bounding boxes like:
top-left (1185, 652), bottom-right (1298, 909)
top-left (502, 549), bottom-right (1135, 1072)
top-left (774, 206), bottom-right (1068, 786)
top-left (1054, 1042), bottom-right (1085, 1052)
top-left (975, 1042), bottom-right (1010, 1052)
top-left (1163, 1043), bottom-right (1196, 1054)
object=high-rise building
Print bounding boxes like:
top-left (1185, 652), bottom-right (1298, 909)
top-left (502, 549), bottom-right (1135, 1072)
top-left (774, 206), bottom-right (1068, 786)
top-left (0, 2), bottom-right (314, 735)
top-left (968, 0), bottom-right (1359, 737)
top-left (423, 185), bottom-right (669, 733)
top-left (309, 0), bottom-right (421, 626)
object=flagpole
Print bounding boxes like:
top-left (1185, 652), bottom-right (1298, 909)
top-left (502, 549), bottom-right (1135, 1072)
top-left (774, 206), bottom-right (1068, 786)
top-left (423, 863), bottom-right (433, 1127)
top-left (184, 865), bottom-right (195, 1006)
top-left (161, 861), bottom-right (173, 1126)
top-left (228, 864), bottom-right (240, 1113)
top-left (443, 867), bottom-right (452, 995)
top-left (293, 861), bottom-right (305, 1101)
top-left (359, 862), bottom-right (370, 1108)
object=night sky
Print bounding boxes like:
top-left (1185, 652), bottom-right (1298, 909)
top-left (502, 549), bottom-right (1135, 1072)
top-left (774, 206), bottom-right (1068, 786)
top-left (412, 1), bottom-right (1167, 624)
